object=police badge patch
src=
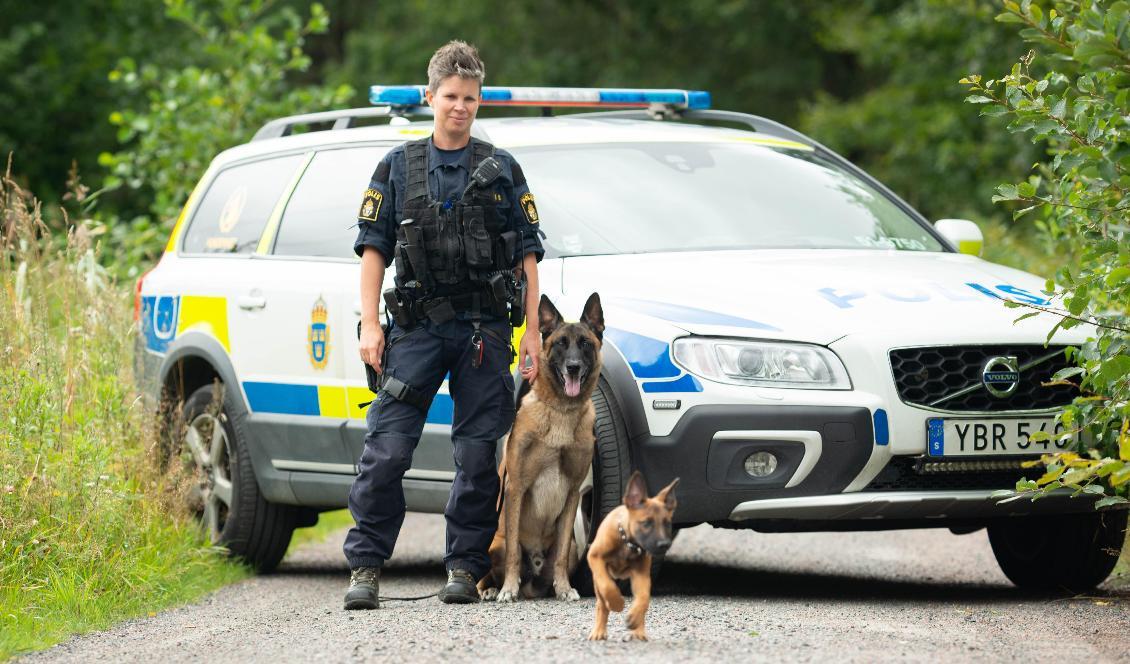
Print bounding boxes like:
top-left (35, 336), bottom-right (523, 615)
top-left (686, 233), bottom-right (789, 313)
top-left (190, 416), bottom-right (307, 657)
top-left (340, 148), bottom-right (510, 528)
top-left (359, 188), bottom-right (382, 222)
top-left (308, 297), bottom-right (330, 370)
top-left (519, 192), bottom-right (539, 224)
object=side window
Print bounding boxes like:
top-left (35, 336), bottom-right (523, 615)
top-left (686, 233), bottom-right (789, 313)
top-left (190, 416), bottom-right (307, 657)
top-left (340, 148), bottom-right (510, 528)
top-left (181, 154), bottom-right (305, 254)
top-left (272, 146), bottom-right (389, 259)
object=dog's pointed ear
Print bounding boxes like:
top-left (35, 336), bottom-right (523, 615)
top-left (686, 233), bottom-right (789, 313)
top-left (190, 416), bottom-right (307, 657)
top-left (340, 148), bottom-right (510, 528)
top-left (658, 477), bottom-right (679, 511)
top-left (623, 470), bottom-right (647, 510)
top-left (538, 295), bottom-right (564, 341)
top-left (580, 292), bottom-right (604, 342)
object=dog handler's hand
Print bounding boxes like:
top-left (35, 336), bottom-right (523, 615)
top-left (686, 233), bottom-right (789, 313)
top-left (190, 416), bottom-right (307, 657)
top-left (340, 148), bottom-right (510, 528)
top-left (518, 327), bottom-right (540, 382)
top-left (359, 320), bottom-right (385, 375)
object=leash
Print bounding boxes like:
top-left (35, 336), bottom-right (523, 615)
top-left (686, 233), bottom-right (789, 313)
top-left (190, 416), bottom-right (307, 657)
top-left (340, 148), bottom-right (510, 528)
top-left (377, 592), bottom-right (438, 602)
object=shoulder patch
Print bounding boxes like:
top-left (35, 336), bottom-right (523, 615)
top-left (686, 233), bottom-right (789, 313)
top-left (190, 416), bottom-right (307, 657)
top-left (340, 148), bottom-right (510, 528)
top-left (519, 192), bottom-right (539, 224)
top-left (359, 188), bottom-right (383, 222)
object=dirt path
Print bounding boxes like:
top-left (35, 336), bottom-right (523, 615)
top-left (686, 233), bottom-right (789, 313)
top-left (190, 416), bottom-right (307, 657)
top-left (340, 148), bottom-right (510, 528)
top-left (23, 513), bottom-right (1130, 663)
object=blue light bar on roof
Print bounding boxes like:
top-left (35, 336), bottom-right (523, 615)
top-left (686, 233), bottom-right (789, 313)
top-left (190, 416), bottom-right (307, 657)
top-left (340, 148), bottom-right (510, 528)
top-left (369, 85), bottom-right (711, 110)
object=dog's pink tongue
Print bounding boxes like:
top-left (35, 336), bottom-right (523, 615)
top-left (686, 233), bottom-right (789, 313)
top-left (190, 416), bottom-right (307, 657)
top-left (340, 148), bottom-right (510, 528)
top-left (564, 375), bottom-right (581, 397)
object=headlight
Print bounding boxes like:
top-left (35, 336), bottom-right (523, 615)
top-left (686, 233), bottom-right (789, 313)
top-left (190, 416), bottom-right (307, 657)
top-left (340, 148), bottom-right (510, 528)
top-left (672, 337), bottom-right (851, 390)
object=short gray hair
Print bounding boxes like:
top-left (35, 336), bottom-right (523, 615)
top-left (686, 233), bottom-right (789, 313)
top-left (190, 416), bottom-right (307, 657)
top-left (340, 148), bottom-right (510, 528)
top-left (427, 40), bottom-right (485, 92)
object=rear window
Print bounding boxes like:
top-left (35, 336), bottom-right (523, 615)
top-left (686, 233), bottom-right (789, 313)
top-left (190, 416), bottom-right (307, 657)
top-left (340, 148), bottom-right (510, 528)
top-left (272, 146), bottom-right (389, 259)
top-left (181, 154), bottom-right (305, 254)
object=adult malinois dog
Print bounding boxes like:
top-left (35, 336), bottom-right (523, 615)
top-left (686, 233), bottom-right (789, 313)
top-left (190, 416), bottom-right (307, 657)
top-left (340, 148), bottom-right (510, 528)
top-left (586, 471), bottom-right (679, 641)
top-left (478, 292), bottom-right (604, 602)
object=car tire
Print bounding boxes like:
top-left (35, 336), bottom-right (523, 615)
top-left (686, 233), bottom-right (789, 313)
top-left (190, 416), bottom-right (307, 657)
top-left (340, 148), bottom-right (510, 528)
top-left (987, 510), bottom-right (1127, 594)
top-left (178, 383), bottom-right (295, 572)
top-left (572, 377), bottom-right (632, 597)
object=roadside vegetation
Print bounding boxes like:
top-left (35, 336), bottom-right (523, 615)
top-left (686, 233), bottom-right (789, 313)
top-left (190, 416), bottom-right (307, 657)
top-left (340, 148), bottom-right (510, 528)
top-left (0, 163), bottom-right (349, 654)
top-left (0, 164), bottom-right (251, 660)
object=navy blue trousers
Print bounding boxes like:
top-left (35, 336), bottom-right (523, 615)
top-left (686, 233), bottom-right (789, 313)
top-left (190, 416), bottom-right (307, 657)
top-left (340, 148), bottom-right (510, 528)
top-left (343, 318), bottom-right (515, 579)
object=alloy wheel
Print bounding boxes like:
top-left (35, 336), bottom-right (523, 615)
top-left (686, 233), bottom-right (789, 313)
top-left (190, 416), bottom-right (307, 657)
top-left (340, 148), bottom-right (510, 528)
top-left (573, 466), bottom-right (594, 562)
top-left (183, 411), bottom-right (234, 543)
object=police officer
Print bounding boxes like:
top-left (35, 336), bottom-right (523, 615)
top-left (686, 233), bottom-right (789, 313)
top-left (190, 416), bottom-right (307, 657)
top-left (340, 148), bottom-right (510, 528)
top-left (343, 41), bottom-right (544, 609)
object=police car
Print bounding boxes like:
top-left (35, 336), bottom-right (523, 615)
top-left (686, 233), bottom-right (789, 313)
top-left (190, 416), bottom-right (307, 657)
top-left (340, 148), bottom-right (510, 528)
top-left (136, 86), bottom-right (1126, 592)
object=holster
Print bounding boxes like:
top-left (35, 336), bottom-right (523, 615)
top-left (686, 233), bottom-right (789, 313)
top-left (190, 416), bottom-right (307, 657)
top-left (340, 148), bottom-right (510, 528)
top-left (382, 288), bottom-right (415, 328)
top-left (355, 319), bottom-right (431, 412)
top-left (356, 319), bottom-right (388, 394)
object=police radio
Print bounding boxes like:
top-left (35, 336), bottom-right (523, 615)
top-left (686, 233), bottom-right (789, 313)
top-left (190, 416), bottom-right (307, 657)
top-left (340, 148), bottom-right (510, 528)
top-left (460, 157), bottom-right (503, 200)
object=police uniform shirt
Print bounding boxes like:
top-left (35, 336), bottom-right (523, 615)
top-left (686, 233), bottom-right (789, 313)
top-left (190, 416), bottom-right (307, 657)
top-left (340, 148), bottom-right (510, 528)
top-left (353, 137), bottom-right (545, 268)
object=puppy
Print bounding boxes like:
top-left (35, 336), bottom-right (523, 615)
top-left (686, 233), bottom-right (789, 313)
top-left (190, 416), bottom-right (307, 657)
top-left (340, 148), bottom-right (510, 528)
top-left (478, 293), bottom-right (605, 602)
top-left (586, 471), bottom-right (679, 642)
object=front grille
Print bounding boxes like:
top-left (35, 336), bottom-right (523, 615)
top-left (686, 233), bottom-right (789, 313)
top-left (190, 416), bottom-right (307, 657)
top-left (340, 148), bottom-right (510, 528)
top-left (864, 456), bottom-right (1031, 492)
top-left (889, 345), bottom-right (1077, 412)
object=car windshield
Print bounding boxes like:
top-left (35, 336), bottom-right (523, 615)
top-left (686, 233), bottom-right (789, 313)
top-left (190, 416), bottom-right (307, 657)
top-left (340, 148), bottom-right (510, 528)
top-left (511, 141), bottom-right (945, 258)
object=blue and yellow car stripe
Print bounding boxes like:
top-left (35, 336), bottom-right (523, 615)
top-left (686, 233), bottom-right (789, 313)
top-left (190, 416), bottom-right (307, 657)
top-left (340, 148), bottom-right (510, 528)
top-left (141, 295), bottom-right (231, 353)
top-left (242, 381), bottom-right (454, 424)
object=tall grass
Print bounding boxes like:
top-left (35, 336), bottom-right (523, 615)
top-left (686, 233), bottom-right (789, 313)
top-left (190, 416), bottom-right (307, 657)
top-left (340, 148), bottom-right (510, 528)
top-left (0, 160), bottom-right (249, 659)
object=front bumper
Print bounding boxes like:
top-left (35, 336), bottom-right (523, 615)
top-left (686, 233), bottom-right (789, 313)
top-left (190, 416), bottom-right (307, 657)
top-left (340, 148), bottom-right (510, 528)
top-left (632, 403), bottom-right (1092, 527)
top-left (633, 404), bottom-right (876, 524)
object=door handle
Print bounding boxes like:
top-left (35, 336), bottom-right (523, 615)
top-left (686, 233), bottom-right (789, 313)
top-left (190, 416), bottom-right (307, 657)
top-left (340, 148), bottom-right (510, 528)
top-left (238, 295), bottom-right (267, 311)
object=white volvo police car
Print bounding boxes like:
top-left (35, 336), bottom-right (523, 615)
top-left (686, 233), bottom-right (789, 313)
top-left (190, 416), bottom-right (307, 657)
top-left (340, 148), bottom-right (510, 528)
top-left (136, 87), bottom-right (1125, 591)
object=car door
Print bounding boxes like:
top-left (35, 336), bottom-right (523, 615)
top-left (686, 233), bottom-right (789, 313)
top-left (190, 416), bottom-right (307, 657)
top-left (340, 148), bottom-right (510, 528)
top-left (215, 147), bottom-right (369, 476)
top-left (175, 152), bottom-right (312, 426)
top-left (262, 144), bottom-right (444, 480)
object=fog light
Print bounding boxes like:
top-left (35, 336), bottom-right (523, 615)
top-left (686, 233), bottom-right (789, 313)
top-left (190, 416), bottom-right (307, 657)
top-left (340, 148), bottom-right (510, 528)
top-left (744, 451), bottom-right (778, 478)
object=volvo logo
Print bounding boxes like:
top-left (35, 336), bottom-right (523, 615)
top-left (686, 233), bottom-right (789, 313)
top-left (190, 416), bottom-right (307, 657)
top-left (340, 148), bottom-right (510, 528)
top-left (982, 356), bottom-right (1020, 397)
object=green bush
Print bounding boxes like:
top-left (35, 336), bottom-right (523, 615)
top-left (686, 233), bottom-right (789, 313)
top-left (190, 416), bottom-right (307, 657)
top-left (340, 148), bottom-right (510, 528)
top-left (798, 0), bottom-right (1062, 274)
top-left (964, 0), bottom-right (1130, 506)
top-left (97, 0), bottom-right (353, 278)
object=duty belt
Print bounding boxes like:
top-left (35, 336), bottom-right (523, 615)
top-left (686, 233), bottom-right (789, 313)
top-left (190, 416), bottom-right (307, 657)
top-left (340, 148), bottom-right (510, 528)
top-left (410, 289), bottom-right (508, 325)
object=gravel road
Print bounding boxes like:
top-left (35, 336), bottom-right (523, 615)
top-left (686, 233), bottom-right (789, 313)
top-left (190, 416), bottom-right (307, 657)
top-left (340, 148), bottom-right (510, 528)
top-left (24, 513), bottom-right (1130, 663)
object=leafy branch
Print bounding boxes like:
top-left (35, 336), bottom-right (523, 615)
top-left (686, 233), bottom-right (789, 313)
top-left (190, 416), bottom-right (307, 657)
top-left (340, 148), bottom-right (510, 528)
top-left (964, 0), bottom-right (1130, 508)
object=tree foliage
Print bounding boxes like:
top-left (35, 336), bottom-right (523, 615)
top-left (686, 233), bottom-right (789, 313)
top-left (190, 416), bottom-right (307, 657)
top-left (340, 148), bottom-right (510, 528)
top-left (331, 0), bottom-right (834, 125)
top-left (964, 0), bottom-right (1130, 507)
top-left (98, 0), bottom-right (353, 275)
top-left (0, 1), bottom-right (185, 214)
top-left (798, 0), bottom-right (1059, 272)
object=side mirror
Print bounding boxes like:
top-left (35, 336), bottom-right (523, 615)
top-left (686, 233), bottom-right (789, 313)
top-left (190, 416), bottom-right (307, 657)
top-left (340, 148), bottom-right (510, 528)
top-left (934, 219), bottom-right (983, 256)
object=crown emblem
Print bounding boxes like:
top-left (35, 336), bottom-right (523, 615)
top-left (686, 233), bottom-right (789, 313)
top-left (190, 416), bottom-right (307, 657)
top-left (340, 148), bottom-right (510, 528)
top-left (311, 298), bottom-right (328, 324)
top-left (308, 296), bottom-right (330, 370)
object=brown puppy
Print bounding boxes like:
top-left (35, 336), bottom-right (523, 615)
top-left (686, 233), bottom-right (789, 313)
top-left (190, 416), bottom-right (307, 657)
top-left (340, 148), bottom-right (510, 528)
top-left (478, 293), bottom-right (604, 602)
top-left (586, 471), bottom-right (679, 642)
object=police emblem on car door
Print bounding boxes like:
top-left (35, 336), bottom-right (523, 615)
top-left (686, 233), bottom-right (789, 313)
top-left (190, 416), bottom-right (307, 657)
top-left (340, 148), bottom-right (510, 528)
top-left (309, 296), bottom-right (330, 370)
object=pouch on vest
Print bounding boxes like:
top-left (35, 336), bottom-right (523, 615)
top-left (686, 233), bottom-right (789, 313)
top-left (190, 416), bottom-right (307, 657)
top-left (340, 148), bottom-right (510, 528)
top-left (462, 206), bottom-right (494, 269)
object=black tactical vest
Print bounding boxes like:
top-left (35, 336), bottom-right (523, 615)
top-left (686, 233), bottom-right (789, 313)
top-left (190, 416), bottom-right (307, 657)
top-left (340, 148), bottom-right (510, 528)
top-left (393, 138), bottom-right (513, 298)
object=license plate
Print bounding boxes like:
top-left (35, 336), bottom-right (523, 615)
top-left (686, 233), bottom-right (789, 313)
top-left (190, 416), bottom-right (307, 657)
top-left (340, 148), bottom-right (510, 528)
top-left (926, 417), bottom-right (1077, 457)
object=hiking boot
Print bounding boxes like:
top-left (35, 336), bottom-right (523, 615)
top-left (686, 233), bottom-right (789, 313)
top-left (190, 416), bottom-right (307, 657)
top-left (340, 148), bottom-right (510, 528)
top-left (344, 566), bottom-right (380, 610)
top-left (438, 568), bottom-right (479, 604)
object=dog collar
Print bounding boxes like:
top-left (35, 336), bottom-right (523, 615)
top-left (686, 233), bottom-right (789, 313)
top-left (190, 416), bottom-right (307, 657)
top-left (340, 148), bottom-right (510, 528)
top-left (618, 521), bottom-right (644, 558)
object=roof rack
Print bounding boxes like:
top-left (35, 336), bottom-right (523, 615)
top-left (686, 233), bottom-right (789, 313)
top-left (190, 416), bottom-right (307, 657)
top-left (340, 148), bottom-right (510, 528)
top-left (569, 109), bottom-right (818, 149)
top-left (251, 105), bottom-right (433, 142)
